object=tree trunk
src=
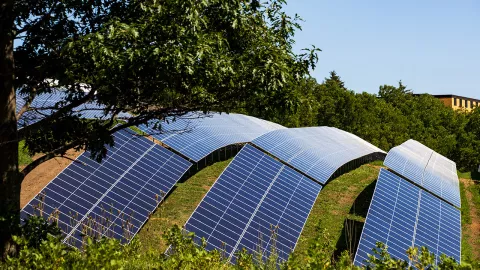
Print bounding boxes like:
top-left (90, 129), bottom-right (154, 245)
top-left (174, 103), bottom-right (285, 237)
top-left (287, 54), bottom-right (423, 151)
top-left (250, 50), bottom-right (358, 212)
top-left (0, 0), bottom-right (21, 259)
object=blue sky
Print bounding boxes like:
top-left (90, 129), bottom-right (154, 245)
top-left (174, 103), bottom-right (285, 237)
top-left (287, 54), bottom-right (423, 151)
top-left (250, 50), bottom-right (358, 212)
top-left (284, 0), bottom-right (479, 98)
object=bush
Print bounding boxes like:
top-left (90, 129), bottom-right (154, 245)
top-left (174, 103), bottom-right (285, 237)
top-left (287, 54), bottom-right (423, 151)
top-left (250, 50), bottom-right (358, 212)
top-left (20, 216), bottom-right (61, 249)
top-left (2, 221), bottom-right (474, 269)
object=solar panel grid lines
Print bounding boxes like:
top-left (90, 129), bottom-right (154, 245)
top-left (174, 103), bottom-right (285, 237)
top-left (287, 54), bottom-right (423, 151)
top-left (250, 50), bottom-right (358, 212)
top-left (67, 143), bottom-right (192, 246)
top-left (354, 169), bottom-right (422, 265)
top-left (383, 139), bottom-right (461, 208)
top-left (137, 112), bottom-right (286, 162)
top-left (412, 191), bottom-right (461, 264)
top-left (251, 127), bottom-right (386, 185)
top-left (20, 129), bottom-right (134, 239)
top-left (234, 173), bottom-right (321, 263)
top-left (354, 168), bottom-right (461, 267)
top-left (89, 145), bottom-right (192, 244)
top-left (181, 145), bottom-right (266, 254)
top-left (21, 129), bottom-right (192, 248)
top-left (181, 144), bottom-right (322, 264)
top-left (16, 90), bottom-right (132, 128)
top-left (227, 161), bottom-right (286, 262)
top-left (62, 140), bottom-right (157, 243)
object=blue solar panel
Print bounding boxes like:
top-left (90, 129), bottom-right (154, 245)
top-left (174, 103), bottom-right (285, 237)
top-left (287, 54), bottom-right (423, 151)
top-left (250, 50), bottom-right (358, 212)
top-left (16, 91), bottom-right (131, 128)
top-left (251, 127), bottom-right (386, 184)
top-left (183, 144), bottom-right (321, 263)
top-left (354, 168), bottom-right (461, 266)
top-left (21, 129), bottom-right (192, 247)
top-left (383, 140), bottom-right (460, 208)
top-left (137, 112), bottom-right (285, 162)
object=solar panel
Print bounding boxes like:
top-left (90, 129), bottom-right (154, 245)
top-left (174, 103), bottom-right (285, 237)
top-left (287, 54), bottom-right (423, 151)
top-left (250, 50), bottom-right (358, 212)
top-left (251, 127), bottom-right (386, 184)
top-left (21, 129), bottom-right (192, 247)
top-left (16, 91), bottom-right (131, 128)
top-left (383, 140), bottom-right (460, 207)
top-left (137, 112), bottom-right (285, 162)
top-left (354, 168), bottom-right (461, 266)
top-left (183, 144), bottom-right (321, 263)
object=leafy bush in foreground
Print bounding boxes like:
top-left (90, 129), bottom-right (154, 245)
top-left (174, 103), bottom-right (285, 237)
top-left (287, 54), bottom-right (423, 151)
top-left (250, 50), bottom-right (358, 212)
top-left (1, 217), bottom-right (476, 269)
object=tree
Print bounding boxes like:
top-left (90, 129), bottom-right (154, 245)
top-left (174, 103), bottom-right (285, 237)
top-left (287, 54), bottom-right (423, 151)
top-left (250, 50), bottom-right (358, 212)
top-left (377, 81), bottom-right (412, 104)
top-left (0, 0), bottom-right (319, 257)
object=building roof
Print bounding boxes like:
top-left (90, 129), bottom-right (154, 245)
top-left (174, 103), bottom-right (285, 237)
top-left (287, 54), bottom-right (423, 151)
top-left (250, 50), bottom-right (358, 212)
top-left (417, 93), bottom-right (480, 102)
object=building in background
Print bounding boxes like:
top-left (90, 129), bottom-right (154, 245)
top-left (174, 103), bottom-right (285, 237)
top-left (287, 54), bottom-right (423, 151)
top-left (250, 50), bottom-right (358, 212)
top-left (430, 94), bottom-right (479, 112)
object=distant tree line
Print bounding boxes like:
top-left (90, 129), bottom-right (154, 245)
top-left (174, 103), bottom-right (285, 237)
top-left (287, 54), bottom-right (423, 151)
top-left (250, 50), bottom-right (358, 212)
top-left (244, 71), bottom-right (480, 172)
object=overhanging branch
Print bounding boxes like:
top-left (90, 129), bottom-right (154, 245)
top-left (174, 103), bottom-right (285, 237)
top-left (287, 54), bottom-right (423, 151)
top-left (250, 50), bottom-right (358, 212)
top-left (17, 88), bottom-right (97, 140)
top-left (16, 88), bottom-right (37, 120)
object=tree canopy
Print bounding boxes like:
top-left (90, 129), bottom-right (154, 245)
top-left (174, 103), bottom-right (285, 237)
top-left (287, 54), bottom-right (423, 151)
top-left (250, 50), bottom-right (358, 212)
top-left (262, 72), bottom-right (480, 172)
top-left (0, 0), bottom-right (319, 257)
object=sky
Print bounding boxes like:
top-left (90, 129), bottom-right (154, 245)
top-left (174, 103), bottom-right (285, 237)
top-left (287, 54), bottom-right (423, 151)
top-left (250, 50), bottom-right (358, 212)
top-left (283, 0), bottom-right (480, 99)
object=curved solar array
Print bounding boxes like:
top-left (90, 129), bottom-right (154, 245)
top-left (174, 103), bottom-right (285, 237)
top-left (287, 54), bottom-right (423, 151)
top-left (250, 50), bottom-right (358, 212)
top-left (180, 127), bottom-right (388, 263)
top-left (183, 144), bottom-right (322, 263)
top-left (16, 91), bottom-right (131, 127)
top-left (354, 168), bottom-right (461, 266)
top-left (137, 112), bottom-right (286, 162)
top-left (251, 127), bottom-right (386, 184)
top-left (383, 139), bottom-right (460, 207)
top-left (21, 129), bottom-right (191, 248)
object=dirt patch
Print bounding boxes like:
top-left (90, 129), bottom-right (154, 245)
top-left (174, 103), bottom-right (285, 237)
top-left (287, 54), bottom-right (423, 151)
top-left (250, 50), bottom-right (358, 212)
top-left (330, 210), bottom-right (342, 216)
top-left (339, 192), bottom-right (356, 206)
top-left (366, 164), bottom-right (383, 170)
top-left (460, 178), bottom-right (480, 260)
top-left (202, 185), bottom-right (211, 191)
top-left (20, 149), bottom-right (83, 208)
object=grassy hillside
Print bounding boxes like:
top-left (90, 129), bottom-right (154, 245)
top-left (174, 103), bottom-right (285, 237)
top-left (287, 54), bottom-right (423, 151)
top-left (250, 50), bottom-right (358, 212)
top-left (292, 164), bottom-right (380, 261)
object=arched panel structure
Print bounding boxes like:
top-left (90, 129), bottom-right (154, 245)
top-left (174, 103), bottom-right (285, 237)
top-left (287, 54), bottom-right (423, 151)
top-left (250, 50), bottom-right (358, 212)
top-left (181, 127), bottom-right (386, 264)
top-left (383, 139), bottom-right (460, 207)
top-left (137, 112), bottom-right (286, 162)
top-left (182, 144), bottom-right (322, 263)
top-left (251, 127), bottom-right (386, 184)
top-left (21, 129), bottom-right (192, 248)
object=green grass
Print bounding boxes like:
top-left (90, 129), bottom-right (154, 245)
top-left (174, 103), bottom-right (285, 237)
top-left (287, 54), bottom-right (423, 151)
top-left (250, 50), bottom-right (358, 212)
top-left (292, 164), bottom-right (381, 260)
top-left (460, 181), bottom-right (474, 262)
top-left (468, 182), bottom-right (480, 210)
top-left (128, 125), bottom-right (144, 135)
top-left (458, 170), bottom-right (480, 181)
top-left (369, 160), bottom-right (384, 167)
top-left (19, 140), bottom-right (32, 167)
top-left (136, 158), bottom-right (232, 253)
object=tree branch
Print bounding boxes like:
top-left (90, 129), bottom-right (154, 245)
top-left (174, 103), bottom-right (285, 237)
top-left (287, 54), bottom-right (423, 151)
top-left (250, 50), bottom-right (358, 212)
top-left (16, 89), bottom-right (36, 120)
top-left (20, 107), bottom-right (199, 177)
top-left (18, 88), bottom-right (97, 140)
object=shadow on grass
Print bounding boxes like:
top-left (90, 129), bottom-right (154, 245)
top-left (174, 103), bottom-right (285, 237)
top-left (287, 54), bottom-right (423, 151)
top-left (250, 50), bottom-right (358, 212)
top-left (471, 171), bottom-right (480, 181)
top-left (349, 180), bottom-right (377, 218)
top-left (333, 218), bottom-right (364, 261)
top-left (333, 180), bottom-right (377, 261)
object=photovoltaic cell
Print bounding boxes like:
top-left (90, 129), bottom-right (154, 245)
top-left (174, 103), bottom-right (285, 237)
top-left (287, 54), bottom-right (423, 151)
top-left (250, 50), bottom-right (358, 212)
top-left (383, 140), bottom-right (460, 207)
top-left (354, 168), bottom-right (461, 267)
top-left (21, 129), bottom-right (191, 247)
top-left (183, 144), bottom-right (321, 263)
top-left (251, 127), bottom-right (386, 184)
top-left (137, 112), bottom-right (285, 162)
top-left (16, 90), bottom-right (131, 128)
